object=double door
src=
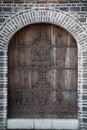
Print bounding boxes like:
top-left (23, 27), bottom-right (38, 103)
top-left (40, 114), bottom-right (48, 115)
top-left (8, 24), bottom-right (77, 119)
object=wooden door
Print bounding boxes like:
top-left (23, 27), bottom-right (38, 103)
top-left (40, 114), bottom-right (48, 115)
top-left (8, 24), bottom-right (77, 118)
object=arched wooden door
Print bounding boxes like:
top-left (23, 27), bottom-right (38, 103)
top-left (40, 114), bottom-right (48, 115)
top-left (8, 24), bottom-right (77, 119)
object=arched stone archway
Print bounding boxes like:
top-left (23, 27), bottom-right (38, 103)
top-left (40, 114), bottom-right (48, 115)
top-left (0, 7), bottom-right (87, 129)
top-left (0, 7), bottom-right (87, 50)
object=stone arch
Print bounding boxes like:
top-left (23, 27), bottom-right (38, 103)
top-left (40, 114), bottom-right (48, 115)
top-left (0, 7), bottom-right (87, 130)
top-left (0, 7), bottom-right (87, 50)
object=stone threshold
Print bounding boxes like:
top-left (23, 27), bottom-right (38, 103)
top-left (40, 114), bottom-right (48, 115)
top-left (7, 119), bottom-right (78, 129)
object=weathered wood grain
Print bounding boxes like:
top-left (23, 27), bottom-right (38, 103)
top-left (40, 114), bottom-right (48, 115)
top-left (8, 24), bottom-right (77, 119)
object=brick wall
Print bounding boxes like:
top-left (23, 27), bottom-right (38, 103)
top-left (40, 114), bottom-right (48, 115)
top-left (0, 0), bottom-right (87, 27)
top-left (0, 0), bottom-right (87, 130)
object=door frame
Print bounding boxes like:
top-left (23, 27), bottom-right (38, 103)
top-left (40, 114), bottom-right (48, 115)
top-left (0, 7), bottom-right (87, 129)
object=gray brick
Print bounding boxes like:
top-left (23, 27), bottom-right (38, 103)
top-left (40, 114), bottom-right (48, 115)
top-left (3, 7), bottom-right (13, 12)
top-left (78, 18), bottom-right (86, 22)
top-left (71, 3), bottom-right (77, 6)
top-left (81, 0), bottom-right (87, 3)
top-left (0, 106), bottom-right (4, 111)
top-left (81, 7), bottom-right (87, 11)
top-left (0, 73), bottom-right (4, 78)
top-left (70, 7), bottom-right (80, 12)
top-left (0, 103), bottom-right (3, 106)
top-left (77, 3), bottom-right (82, 6)
top-left (66, 4), bottom-right (71, 6)
top-left (83, 119), bottom-right (87, 123)
top-left (6, 4), bottom-right (12, 7)
top-left (83, 95), bottom-right (87, 100)
top-left (0, 52), bottom-right (4, 56)
top-left (83, 3), bottom-right (87, 6)
top-left (0, 85), bottom-right (4, 89)
top-left (0, 118), bottom-right (3, 122)
top-left (0, 7), bottom-right (2, 12)
top-left (60, 7), bottom-right (69, 12)
top-left (14, 7), bottom-right (24, 12)
top-left (0, 18), bottom-right (5, 23)
top-left (0, 95), bottom-right (3, 99)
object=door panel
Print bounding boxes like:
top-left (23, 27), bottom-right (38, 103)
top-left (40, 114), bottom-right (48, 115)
top-left (8, 24), bottom-right (77, 118)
